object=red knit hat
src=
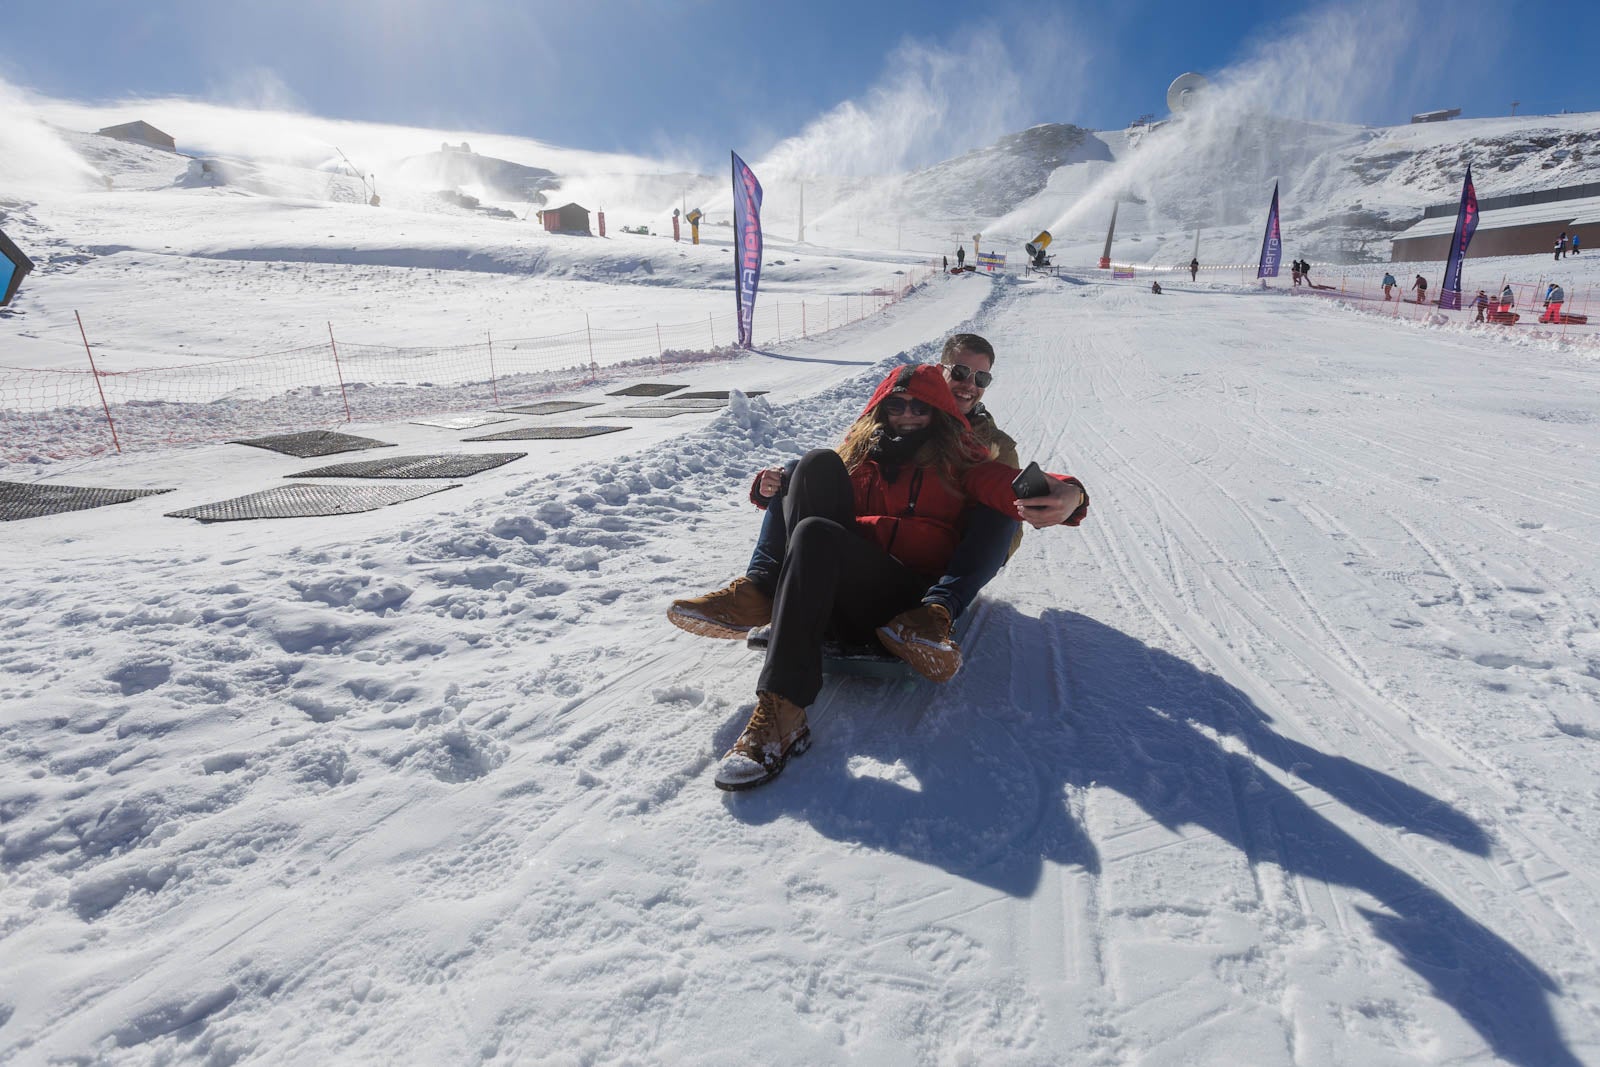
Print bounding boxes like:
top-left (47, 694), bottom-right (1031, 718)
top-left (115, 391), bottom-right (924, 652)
top-left (861, 365), bottom-right (970, 430)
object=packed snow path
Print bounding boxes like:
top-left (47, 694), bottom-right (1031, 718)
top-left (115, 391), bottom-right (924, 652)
top-left (2, 275), bottom-right (1598, 1064)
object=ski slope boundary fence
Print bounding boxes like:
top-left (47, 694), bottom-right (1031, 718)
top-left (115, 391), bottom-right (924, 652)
top-left (1105, 261), bottom-right (1600, 348)
top-left (0, 268), bottom-right (935, 463)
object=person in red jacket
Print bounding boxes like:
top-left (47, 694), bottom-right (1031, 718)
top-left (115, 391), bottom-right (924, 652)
top-left (695, 364), bottom-right (1088, 791)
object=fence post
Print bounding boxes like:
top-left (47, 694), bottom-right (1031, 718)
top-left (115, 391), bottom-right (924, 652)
top-left (585, 313), bottom-right (598, 380)
top-left (486, 330), bottom-right (501, 406)
top-left (656, 323), bottom-right (664, 371)
top-left (75, 310), bottom-right (121, 454)
top-left (802, 300), bottom-right (807, 338)
top-left (709, 313), bottom-right (715, 349)
top-left (327, 321), bottom-right (353, 422)
top-left (775, 302), bottom-right (780, 343)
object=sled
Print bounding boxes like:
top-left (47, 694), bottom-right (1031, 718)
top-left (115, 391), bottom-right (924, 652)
top-left (1486, 311), bottom-right (1520, 325)
top-left (745, 606), bottom-right (979, 680)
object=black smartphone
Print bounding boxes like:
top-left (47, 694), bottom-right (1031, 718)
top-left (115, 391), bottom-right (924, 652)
top-left (1011, 461), bottom-right (1051, 499)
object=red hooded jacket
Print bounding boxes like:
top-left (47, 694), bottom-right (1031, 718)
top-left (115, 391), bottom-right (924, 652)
top-left (756, 365), bottom-right (1088, 577)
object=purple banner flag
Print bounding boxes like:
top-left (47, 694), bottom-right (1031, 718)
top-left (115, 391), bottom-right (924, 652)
top-left (1439, 165), bottom-right (1478, 310)
top-left (731, 152), bottom-right (764, 348)
top-left (1257, 182), bottom-right (1282, 279)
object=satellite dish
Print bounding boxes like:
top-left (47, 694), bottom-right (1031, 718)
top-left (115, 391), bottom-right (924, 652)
top-left (1166, 72), bottom-right (1210, 114)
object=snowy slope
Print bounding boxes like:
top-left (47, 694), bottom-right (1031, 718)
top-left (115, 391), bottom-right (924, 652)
top-left (5, 89), bottom-right (1600, 1066)
top-left (4, 270), bottom-right (1600, 1065)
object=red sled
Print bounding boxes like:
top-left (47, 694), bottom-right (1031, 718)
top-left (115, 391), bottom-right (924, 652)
top-left (1536, 308), bottom-right (1587, 326)
top-left (1486, 311), bottom-right (1519, 324)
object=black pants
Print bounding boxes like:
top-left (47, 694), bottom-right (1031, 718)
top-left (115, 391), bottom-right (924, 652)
top-left (757, 450), bottom-right (930, 707)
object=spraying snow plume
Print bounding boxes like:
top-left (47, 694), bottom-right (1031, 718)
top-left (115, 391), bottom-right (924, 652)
top-left (1047, 0), bottom-right (1477, 238)
top-left (756, 21), bottom-right (1086, 182)
top-left (0, 79), bottom-right (101, 194)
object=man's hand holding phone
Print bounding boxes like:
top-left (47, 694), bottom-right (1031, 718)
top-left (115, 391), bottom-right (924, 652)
top-left (1011, 461), bottom-right (1084, 528)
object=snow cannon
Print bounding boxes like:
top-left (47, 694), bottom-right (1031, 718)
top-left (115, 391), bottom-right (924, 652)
top-left (0, 226), bottom-right (34, 307)
top-left (686, 207), bottom-right (704, 245)
top-left (1024, 230), bottom-right (1053, 269)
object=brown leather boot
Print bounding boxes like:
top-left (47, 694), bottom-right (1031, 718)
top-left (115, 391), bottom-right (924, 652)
top-left (877, 602), bottom-right (962, 683)
top-left (668, 577), bottom-right (773, 639)
top-left (714, 691), bottom-right (811, 791)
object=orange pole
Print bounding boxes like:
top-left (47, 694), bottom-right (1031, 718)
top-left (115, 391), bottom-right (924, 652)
top-left (486, 330), bottom-right (500, 406)
top-left (327, 321), bottom-right (352, 422)
top-left (76, 310), bottom-right (121, 454)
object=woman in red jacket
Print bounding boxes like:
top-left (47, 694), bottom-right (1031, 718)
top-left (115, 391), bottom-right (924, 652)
top-left (682, 364), bottom-right (1088, 791)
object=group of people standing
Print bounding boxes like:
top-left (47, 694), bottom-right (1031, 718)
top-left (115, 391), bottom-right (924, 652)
top-left (1555, 231), bottom-right (1581, 260)
top-left (1290, 258), bottom-right (1313, 286)
top-left (667, 334), bottom-right (1088, 791)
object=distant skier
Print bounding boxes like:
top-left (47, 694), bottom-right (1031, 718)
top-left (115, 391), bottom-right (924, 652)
top-left (1540, 282), bottom-right (1566, 322)
top-left (1151, 281), bottom-right (1163, 294)
top-left (1472, 289), bottom-right (1489, 322)
top-left (1189, 257), bottom-right (1199, 281)
top-left (956, 245), bottom-right (966, 269)
top-left (1382, 272), bottom-right (1397, 300)
top-left (1413, 274), bottom-right (1428, 304)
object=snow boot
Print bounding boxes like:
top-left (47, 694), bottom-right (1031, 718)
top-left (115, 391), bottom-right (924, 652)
top-left (668, 577), bottom-right (772, 639)
top-left (714, 692), bottom-right (811, 791)
top-left (877, 602), bottom-right (962, 683)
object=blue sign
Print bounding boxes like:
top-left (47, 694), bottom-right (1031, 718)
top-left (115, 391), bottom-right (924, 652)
top-left (1439, 166), bottom-right (1478, 310)
top-left (731, 152), bottom-right (764, 348)
top-left (1257, 183), bottom-right (1282, 279)
top-left (0, 226), bottom-right (34, 307)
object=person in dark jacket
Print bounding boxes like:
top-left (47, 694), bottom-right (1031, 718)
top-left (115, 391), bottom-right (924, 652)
top-left (1189, 257), bottom-right (1199, 281)
top-left (956, 245), bottom-right (966, 268)
top-left (1413, 274), bottom-right (1428, 304)
top-left (683, 364), bottom-right (1087, 790)
top-left (1473, 289), bottom-right (1490, 322)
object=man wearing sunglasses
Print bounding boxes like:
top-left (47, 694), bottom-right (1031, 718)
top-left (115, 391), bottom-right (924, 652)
top-left (670, 333), bottom-right (1080, 675)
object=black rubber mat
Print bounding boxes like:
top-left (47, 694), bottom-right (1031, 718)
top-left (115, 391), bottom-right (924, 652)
top-left (606, 383), bottom-right (686, 397)
top-left (409, 414), bottom-right (514, 430)
top-left (230, 430), bottom-right (395, 457)
top-left (463, 425), bottom-right (629, 441)
top-left (493, 401), bottom-right (602, 415)
top-left (289, 453), bottom-right (526, 479)
top-left (167, 482), bottom-right (457, 522)
top-left (600, 398), bottom-right (727, 416)
top-left (1, 481), bottom-right (174, 522)
top-left (676, 390), bottom-right (768, 400)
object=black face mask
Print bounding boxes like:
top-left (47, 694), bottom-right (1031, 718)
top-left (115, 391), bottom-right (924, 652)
top-left (868, 425), bottom-right (931, 482)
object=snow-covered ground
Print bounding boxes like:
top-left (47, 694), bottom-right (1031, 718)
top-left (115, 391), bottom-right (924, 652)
top-left (4, 265), bottom-right (1600, 1064)
top-left (5, 92), bottom-right (1600, 1066)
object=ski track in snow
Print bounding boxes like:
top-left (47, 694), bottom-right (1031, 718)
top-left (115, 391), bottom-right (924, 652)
top-left (3, 272), bottom-right (1600, 1064)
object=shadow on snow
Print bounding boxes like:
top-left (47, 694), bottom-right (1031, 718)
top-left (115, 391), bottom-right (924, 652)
top-left (723, 605), bottom-right (1574, 1067)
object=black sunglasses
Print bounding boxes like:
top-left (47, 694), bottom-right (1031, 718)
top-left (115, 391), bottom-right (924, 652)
top-left (880, 396), bottom-right (933, 417)
top-left (946, 363), bottom-right (993, 389)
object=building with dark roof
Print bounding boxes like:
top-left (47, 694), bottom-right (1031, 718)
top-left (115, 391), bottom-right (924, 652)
top-left (540, 203), bottom-right (592, 235)
top-left (97, 121), bottom-right (177, 152)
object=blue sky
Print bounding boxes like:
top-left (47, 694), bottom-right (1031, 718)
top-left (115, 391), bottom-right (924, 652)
top-left (2, 0), bottom-right (1593, 170)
